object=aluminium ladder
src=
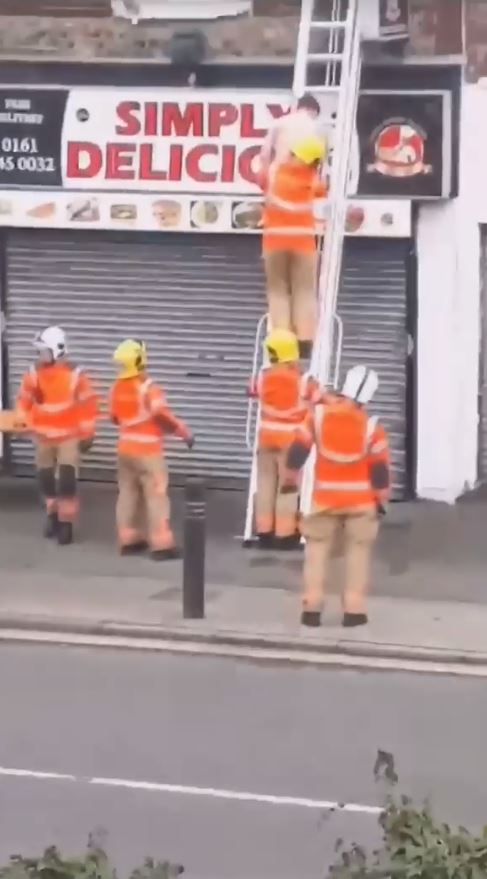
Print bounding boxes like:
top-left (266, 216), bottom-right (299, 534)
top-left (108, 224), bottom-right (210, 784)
top-left (243, 0), bottom-right (362, 544)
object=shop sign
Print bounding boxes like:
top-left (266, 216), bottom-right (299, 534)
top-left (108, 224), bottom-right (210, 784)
top-left (0, 85), bottom-right (451, 235)
top-left (356, 90), bottom-right (453, 199)
top-left (0, 88), bottom-right (68, 187)
top-left (379, 0), bottom-right (409, 39)
top-left (0, 87), bottom-right (289, 194)
top-left (359, 0), bottom-right (409, 42)
top-left (0, 189), bottom-right (412, 237)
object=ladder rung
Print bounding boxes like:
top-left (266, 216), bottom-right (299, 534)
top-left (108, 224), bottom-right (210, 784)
top-left (307, 53), bottom-right (343, 63)
top-left (306, 84), bottom-right (341, 93)
top-left (311, 20), bottom-right (346, 29)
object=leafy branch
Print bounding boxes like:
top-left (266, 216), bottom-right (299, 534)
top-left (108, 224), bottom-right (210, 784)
top-left (328, 751), bottom-right (487, 878)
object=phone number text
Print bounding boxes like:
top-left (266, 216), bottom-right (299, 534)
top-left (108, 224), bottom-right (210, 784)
top-left (0, 136), bottom-right (56, 173)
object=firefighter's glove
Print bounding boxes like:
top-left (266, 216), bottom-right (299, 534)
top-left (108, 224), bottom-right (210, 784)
top-left (376, 502), bottom-right (387, 518)
top-left (79, 437), bottom-right (94, 454)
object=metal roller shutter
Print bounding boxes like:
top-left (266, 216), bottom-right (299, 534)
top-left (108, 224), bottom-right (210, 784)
top-left (337, 239), bottom-right (410, 498)
top-left (6, 230), bottom-right (266, 486)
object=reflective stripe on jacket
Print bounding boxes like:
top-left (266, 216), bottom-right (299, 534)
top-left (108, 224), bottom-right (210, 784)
top-left (249, 365), bottom-right (320, 450)
top-left (16, 362), bottom-right (98, 443)
top-left (260, 160), bottom-right (327, 254)
top-left (110, 375), bottom-right (187, 458)
top-left (295, 397), bottom-right (390, 509)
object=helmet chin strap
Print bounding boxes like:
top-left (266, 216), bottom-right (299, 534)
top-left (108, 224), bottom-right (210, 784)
top-left (37, 347), bottom-right (54, 365)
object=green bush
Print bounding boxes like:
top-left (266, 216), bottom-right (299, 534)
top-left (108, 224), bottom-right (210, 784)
top-left (330, 796), bottom-right (487, 878)
top-left (329, 752), bottom-right (487, 878)
top-left (0, 845), bottom-right (184, 879)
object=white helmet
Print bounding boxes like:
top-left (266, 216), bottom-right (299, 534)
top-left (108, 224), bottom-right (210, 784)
top-left (33, 326), bottom-right (67, 362)
top-left (341, 365), bottom-right (379, 405)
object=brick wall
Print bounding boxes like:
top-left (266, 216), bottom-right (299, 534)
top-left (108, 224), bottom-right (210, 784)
top-left (466, 0), bottom-right (487, 82)
top-left (408, 0), bottom-right (463, 57)
top-left (0, 0), bottom-right (464, 64)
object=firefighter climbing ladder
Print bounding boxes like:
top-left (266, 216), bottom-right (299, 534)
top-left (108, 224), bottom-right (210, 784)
top-left (243, 0), bottom-right (362, 544)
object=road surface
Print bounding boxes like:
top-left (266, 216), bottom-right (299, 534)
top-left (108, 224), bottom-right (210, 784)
top-left (0, 645), bottom-right (485, 879)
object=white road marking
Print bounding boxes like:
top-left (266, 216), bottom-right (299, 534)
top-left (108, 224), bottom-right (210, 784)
top-left (0, 766), bottom-right (382, 816)
top-left (0, 767), bottom-right (77, 782)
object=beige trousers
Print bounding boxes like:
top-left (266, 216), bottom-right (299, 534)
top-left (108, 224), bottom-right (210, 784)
top-left (263, 250), bottom-right (317, 342)
top-left (301, 507), bottom-right (379, 614)
top-left (116, 454), bottom-right (175, 551)
top-left (255, 448), bottom-right (299, 538)
top-left (35, 438), bottom-right (80, 522)
top-left (35, 438), bottom-right (80, 470)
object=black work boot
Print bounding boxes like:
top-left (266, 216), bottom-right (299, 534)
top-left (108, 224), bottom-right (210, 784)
top-left (274, 534), bottom-right (301, 551)
top-left (256, 532), bottom-right (275, 550)
top-left (151, 547), bottom-right (182, 562)
top-left (342, 613), bottom-right (368, 628)
top-left (301, 610), bottom-right (322, 628)
top-left (57, 521), bottom-right (73, 546)
top-left (44, 512), bottom-right (58, 539)
top-left (120, 541), bottom-right (148, 556)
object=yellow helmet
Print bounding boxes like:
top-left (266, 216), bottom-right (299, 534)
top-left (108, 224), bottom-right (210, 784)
top-left (265, 329), bottom-right (299, 364)
top-left (113, 338), bottom-right (147, 379)
top-left (292, 135), bottom-right (327, 165)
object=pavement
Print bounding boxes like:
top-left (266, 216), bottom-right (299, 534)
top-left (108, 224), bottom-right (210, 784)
top-left (2, 477), bottom-right (487, 668)
top-left (0, 644), bottom-right (486, 879)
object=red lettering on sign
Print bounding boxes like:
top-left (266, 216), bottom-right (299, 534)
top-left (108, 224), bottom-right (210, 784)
top-left (220, 145), bottom-right (236, 183)
top-left (66, 141), bottom-right (102, 178)
top-left (144, 102), bottom-right (158, 137)
top-left (239, 145), bottom-right (260, 185)
top-left (268, 104), bottom-right (289, 121)
top-left (106, 143), bottom-right (136, 180)
top-left (162, 102), bottom-right (204, 137)
top-left (208, 103), bottom-right (239, 138)
top-left (139, 144), bottom-right (167, 180)
top-left (240, 104), bottom-right (266, 139)
top-left (115, 102), bottom-right (141, 136)
top-left (168, 144), bottom-right (183, 181)
top-left (186, 144), bottom-right (218, 183)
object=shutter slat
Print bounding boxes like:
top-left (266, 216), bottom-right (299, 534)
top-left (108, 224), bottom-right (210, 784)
top-left (6, 232), bottom-right (409, 495)
top-left (335, 239), bottom-right (409, 499)
top-left (6, 231), bottom-right (266, 485)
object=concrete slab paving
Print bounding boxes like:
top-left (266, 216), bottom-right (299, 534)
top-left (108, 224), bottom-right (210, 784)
top-left (1, 476), bottom-right (487, 663)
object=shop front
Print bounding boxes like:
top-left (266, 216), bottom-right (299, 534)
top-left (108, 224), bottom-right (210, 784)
top-left (0, 83), bottom-right (415, 491)
top-left (414, 77), bottom-right (483, 502)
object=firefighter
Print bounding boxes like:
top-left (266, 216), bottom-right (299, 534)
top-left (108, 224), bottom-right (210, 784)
top-left (283, 365), bottom-right (390, 627)
top-left (16, 326), bottom-right (98, 545)
top-left (259, 135), bottom-right (328, 363)
top-left (249, 328), bottom-right (320, 551)
top-left (110, 339), bottom-right (194, 561)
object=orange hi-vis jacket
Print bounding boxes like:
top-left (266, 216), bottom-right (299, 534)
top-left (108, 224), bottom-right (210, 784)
top-left (16, 361), bottom-right (98, 443)
top-left (259, 160), bottom-right (327, 255)
top-left (249, 364), bottom-right (320, 450)
top-left (295, 395), bottom-right (390, 510)
top-left (110, 374), bottom-right (189, 458)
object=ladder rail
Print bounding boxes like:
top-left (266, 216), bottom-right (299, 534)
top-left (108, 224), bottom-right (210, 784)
top-left (313, 0), bottom-right (361, 386)
top-left (245, 312), bottom-right (268, 451)
top-left (243, 420), bottom-right (260, 543)
top-left (300, 0), bottom-right (362, 518)
top-left (243, 312), bottom-right (269, 544)
top-left (244, 0), bottom-right (362, 541)
top-left (292, 0), bottom-right (314, 96)
top-left (333, 312), bottom-right (344, 389)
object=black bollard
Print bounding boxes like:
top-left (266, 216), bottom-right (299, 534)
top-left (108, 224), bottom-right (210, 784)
top-left (183, 477), bottom-right (206, 619)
